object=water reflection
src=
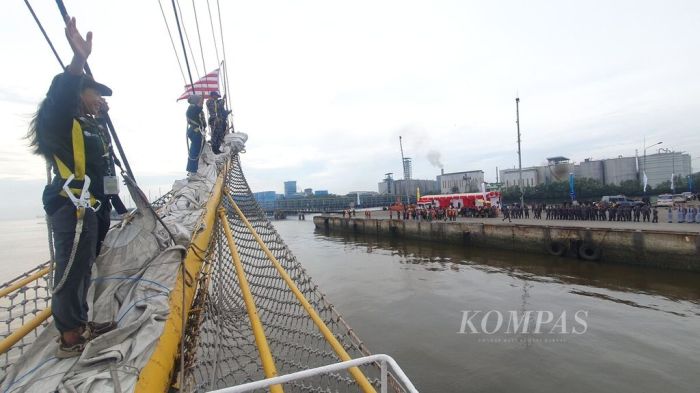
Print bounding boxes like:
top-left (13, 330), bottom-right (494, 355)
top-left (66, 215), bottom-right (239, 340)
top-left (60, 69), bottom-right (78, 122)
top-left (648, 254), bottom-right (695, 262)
top-left (273, 221), bottom-right (700, 392)
top-left (314, 227), bottom-right (700, 307)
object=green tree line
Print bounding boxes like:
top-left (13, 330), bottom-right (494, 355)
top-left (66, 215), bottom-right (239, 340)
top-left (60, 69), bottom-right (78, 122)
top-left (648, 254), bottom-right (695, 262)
top-left (502, 172), bottom-right (700, 204)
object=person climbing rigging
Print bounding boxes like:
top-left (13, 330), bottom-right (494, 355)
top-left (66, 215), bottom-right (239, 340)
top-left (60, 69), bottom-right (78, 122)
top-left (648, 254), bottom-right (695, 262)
top-left (186, 94), bottom-right (207, 176)
top-left (26, 16), bottom-right (116, 358)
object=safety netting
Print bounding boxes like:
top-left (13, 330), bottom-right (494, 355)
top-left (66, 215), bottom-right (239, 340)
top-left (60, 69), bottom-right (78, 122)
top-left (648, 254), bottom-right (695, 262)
top-left (0, 150), bottom-right (405, 392)
top-left (0, 263), bottom-right (51, 374)
top-left (178, 154), bottom-right (404, 392)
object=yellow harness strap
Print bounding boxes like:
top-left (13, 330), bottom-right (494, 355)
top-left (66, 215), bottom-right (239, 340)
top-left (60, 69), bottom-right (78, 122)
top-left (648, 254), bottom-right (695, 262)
top-left (54, 119), bottom-right (95, 206)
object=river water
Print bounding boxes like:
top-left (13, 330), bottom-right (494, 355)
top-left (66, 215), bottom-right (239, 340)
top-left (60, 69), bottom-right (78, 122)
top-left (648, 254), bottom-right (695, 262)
top-left (2, 218), bottom-right (699, 392)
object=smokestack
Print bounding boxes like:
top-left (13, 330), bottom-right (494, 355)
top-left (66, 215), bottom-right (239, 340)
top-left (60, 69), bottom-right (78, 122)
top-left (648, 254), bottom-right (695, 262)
top-left (441, 168), bottom-right (444, 175)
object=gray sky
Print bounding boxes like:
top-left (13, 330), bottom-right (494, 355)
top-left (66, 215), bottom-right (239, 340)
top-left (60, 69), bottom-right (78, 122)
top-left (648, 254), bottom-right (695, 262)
top-left (1, 0), bottom-right (699, 219)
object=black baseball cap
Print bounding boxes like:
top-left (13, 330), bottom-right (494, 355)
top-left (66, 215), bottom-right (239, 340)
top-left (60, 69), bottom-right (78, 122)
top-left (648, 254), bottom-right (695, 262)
top-left (81, 74), bottom-right (112, 96)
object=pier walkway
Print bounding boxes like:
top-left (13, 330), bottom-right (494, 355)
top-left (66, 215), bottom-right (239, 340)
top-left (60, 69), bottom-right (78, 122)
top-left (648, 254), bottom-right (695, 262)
top-left (348, 209), bottom-right (700, 234)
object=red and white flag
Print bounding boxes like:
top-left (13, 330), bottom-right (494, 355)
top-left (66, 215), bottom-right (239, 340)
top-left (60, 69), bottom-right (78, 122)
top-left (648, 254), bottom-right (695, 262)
top-left (177, 68), bottom-right (220, 100)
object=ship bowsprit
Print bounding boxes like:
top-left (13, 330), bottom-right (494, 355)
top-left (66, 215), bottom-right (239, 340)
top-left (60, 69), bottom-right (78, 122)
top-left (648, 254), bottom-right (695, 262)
top-left (0, 135), bottom-right (416, 393)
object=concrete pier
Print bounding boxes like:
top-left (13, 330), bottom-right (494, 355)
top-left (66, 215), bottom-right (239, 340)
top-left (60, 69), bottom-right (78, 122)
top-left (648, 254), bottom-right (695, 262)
top-left (313, 215), bottom-right (700, 271)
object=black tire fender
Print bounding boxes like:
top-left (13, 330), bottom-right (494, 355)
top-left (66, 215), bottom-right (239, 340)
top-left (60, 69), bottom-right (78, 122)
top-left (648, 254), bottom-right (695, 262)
top-left (546, 241), bottom-right (567, 257)
top-left (578, 243), bottom-right (602, 261)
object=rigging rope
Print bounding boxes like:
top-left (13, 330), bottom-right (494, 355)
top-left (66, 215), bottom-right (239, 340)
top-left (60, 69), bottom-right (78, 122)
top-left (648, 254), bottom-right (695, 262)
top-left (191, 0), bottom-right (207, 75)
top-left (215, 0), bottom-right (231, 110)
top-left (171, 0), bottom-right (196, 93)
top-left (23, 0), bottom-right (65, 69)
top-left (206, 0), bottom-right (221, 66)
top-left (157, 0), bottom-right (188, 86)
top-left (175, 0), bottom-right (201, 79)
top-left (53, 0), bottom-right (137, 183)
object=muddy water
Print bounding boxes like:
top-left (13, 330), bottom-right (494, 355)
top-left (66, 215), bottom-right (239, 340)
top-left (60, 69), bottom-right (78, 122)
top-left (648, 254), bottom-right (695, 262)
top-left (273, 219), bottom-right (700, 393)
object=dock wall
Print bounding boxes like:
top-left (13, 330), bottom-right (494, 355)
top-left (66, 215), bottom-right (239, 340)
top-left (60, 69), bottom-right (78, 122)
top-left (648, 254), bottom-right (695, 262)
top-left (313, 216), bottom-right (700, 271)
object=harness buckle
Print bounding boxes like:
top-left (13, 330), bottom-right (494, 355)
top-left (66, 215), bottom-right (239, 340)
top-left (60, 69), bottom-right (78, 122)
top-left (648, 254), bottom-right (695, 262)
top-left (62, 174), bottom-right (100, 211)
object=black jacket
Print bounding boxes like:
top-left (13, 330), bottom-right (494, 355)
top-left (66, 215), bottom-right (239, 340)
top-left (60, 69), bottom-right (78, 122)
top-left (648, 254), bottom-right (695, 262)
top-left (38, 72), bottom-right (108, 215)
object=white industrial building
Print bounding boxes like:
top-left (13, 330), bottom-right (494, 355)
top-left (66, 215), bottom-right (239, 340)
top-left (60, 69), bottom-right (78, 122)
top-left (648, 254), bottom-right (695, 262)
top-left (500, 152), bottom-right (692, 189)
top-left (436, 170), bottom-right (485, 193)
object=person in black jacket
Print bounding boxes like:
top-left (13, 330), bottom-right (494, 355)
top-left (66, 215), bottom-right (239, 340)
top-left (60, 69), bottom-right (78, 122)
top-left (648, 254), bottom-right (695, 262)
top-left (26, 16), bottom-right (116, 357)
top-left (186, 94), bottom-right (206, 176)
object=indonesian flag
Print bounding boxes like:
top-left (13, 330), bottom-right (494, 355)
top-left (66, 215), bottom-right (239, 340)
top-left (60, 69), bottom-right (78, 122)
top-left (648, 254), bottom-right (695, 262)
top-left (177, 68), bottom-right (220, 100)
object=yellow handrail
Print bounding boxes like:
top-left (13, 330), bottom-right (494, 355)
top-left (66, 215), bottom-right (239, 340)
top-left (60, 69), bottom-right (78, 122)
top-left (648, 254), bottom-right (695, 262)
top-left (0, 267), bottom-right (51, 299)
top-left (136, 162), bottom-right (227, 393)
top-left (224, 190), bottom-right (377, 393)
top-left (219, 209), bottom-right (284, 393)
top-left (0, 308), bottom-right (52, 355)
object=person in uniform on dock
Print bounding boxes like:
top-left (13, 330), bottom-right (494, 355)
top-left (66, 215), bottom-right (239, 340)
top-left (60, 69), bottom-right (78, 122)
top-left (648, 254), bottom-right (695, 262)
top-left (633, 205), bottom-right (641, 222)
top-left (687, 207), bottom-right (696, 223)
top-left (677, 206), bottom-right (685, 223)
top-left (502, 205), bottom-right (512, 222)
top-left (652, 207), bottom-right (659, 223)
top-left (642, 204), bottom-right (651, 222)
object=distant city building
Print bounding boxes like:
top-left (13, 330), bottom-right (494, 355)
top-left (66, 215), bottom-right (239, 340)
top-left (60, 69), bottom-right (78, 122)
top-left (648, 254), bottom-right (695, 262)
top-left (253, 191), bottom-right (277, 210)
top-left (284, 181), bottom-right (297, 197)
top-left (501, 167), bottom-right (542, 188)
top-left (303, 188), bottom-right (313, 196)
top-left (573, 156), bottom-right (637, 185)
top-left (378, 178), bottom-right (438, 196)
top-left (642, 151), bottom-right (691, 187)
top-left (501, 157), bottom-right (574, 189)
top-left (500, 152), bottom-right (692, 189)
top-left (314, 190), bottom-right (329, 196)
top-left (436, 170), bottom-right (484, 194)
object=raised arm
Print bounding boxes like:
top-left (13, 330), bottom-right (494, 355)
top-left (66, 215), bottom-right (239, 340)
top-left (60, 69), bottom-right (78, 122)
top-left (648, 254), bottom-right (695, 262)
top-left (64, 16), bottom-right (91, 75)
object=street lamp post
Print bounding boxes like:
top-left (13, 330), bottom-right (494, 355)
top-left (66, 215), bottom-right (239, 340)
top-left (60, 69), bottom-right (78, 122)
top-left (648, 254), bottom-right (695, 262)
top-left (642, 139), bottom-right (663, 193)
top-left (516, 97), bottom-right (524, 208)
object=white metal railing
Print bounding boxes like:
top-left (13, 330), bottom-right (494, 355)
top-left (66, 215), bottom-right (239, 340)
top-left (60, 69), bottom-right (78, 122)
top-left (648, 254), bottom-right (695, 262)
top-left (206, 354), bottom-right (419, 393)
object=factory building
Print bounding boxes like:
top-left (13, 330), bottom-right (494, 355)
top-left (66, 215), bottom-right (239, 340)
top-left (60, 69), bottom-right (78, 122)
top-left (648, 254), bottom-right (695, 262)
top-left (500, 152), bottom-right (692, 189)
top-left (436, 170), bottom-right (485, 193)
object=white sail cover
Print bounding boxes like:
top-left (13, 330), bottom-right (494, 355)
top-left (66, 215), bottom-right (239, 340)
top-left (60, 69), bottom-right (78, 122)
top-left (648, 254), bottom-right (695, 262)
top-left (0, 134), bottom-right (247, 393)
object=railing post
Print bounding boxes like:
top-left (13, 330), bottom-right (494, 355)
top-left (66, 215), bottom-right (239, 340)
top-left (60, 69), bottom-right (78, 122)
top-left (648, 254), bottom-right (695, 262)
top-left (380, 360), bottom-right (387, 393)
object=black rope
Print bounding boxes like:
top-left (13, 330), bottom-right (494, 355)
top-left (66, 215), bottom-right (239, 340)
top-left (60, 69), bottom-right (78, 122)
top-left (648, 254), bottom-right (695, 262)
top-left (192, 0), bottom-right (207, 74)
top-left (175, 0), bottom-right (201, 79)
top-left (54, 0), bottom-right (137, 184)
top-left (171, 0), bottom-right (198, 97)
top-left (158, 0), bottom-right (187, 86)
top-left (23, 0), bottom-right (65, 69)
top-left (171, 0), bottom-right (196, 95)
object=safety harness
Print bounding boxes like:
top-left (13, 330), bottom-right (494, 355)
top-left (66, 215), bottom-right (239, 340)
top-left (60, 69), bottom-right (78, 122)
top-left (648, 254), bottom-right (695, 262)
top-left (52, 119), bottom-right (100, 294)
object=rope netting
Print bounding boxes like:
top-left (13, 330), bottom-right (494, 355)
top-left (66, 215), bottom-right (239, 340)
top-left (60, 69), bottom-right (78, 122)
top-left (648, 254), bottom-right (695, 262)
top-left (0, 263), bottom-right (51, 374)
top-left (0, 154), bottom-right (404, 392)
top-left (179, 155), bottom-right (404, 392)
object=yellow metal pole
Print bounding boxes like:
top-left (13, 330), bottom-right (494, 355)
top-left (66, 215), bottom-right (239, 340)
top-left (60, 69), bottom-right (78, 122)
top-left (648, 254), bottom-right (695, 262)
top-left (136, 162), bottom-right (228, 393)
top-left (218, 209), bottom-right (284, 393)
top-left (223, 190), bottom-right (377, 393)
top-left (0, 267), bottom-right (50, 298)
top-left (0, 308), bottom-right (52, 355)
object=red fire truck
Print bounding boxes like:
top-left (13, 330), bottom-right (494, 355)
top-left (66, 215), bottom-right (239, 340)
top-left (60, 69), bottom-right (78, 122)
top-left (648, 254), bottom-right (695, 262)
top-left (417, 191), bottom-right (501, 209)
